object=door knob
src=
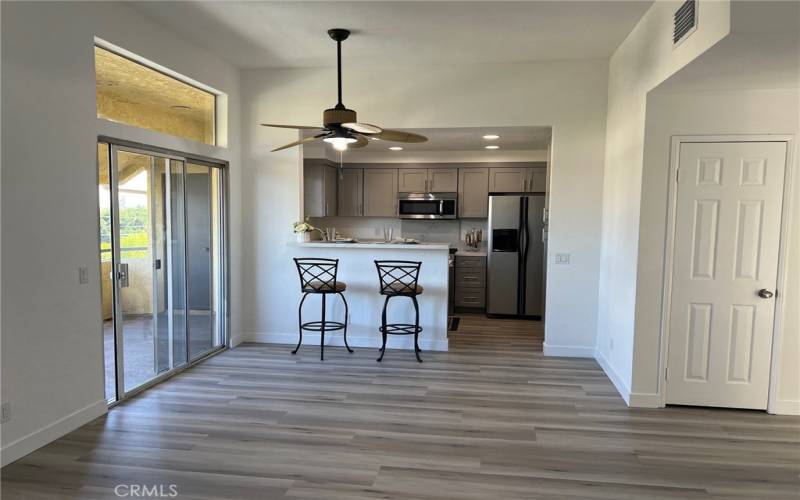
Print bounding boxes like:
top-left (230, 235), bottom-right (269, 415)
top-left (757, 289), bottom-right (774, 299)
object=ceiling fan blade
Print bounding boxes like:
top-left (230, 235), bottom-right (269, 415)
top-left (341, 122), bottom-right (382, 134)
top-left (270, 135), bottom-right (323, 152)
top-left (349, 134), bottom-right (370, 149)
top-left (374, 130), bottom-right (428, 143)
top-left (261, 123), bottom-right (323, 130)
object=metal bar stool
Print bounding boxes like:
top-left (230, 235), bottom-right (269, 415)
top-left (293, 258), bottom-right (353, 361)
top-left (374, 260), bottom-right (424, 363)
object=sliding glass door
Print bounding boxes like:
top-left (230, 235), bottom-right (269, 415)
top-left (98, 142), bottom-right (226, 403)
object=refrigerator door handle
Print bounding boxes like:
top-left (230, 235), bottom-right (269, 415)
top-left (518, 197), bottom-right (530, 314)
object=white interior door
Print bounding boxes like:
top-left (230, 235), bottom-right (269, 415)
top-left (666, 141), bottom-right (787, 409)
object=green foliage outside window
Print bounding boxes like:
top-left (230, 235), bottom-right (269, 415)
top-left (99, 206), bottom-right (151, 261)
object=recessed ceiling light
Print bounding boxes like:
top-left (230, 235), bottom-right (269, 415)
top-left (389, 146), bottom-right (403, 151)
top-left (485, 145), bottom-right (499, 150)
top-left (483, 134), bottom-right (500, 140)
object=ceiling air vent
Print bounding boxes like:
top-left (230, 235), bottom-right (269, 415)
top-left (673, 0), bottom-right (698, 46)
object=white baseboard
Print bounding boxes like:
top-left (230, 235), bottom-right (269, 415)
top-left (594, 349), bottom-right (631, 405)
top-left (229, 334), bottom-right (244, 348)
top-left (629, 392), bottom-right (661, 408)
top-left (542, 342), bottom-right (595, 358)
top-left (770, 398), bottom-right (800, 415)
top-left (244, 332), bottom-right (449, 352)
top-left (1, 398), bottom-right (107, 467)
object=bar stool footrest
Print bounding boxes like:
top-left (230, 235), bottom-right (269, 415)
top-left (300, 320), bottom-right (346, 332)
top-left (379, 323), bottom-right (423, 335)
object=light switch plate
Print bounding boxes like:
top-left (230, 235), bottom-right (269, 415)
top-left (555, 253), bottom-right (570, 265)
top-left (78, 266), bottom-right (89, 284)
top-left (1, 402), bottom-right (10, 424)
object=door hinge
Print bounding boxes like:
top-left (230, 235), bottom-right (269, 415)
top-left (665, 366), bottom-right (669, 380)
top-left (675, 169), bottom-right (680, 183)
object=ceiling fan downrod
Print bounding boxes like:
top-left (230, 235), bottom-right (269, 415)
top-left (328, 29), bottom-right (350, 110)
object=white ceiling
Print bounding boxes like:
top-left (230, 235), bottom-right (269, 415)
top-left (128, 1), bottom-right (652, 69)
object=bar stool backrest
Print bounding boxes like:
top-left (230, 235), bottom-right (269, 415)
top-left (374, 260), bottom-right (421, 295)
top-left (294, 258), bottom-right (339, 292)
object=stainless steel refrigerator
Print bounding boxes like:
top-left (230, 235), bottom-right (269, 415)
top-left (486, 194), bottom-right (547, 318)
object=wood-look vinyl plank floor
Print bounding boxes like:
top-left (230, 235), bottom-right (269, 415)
top-left (2, 315), bottom-right (798, 499)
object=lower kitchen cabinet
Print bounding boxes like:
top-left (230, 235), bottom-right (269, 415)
top-left (454, 254), bottom-right (486, 310)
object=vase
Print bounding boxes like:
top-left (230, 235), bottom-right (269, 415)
top-left (296, 232), bottom-right (310, 243)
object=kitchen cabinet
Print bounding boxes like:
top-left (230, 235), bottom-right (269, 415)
top-left (529, 168), bottom-right (547, 192)
top-left (454, 254), bottom-right (486, 309)
top-left (304, 160), bottom-right (338, 217)
top-left (337, 168), bottom-right (363, 216)
top-left (398, 167), bottom-right (458, 193)
top-left (363, 168), bottom-right (398, 217)
top-left (398, 168), bottom-right (428, 193)
top-left (428, 168), bottom-right (458, 192)
top-left (458, 167), bottom-right (489, 218)
top-left (489, 166), bottom-right (547, 193)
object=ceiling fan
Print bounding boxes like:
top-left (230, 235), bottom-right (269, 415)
top-left (261, 29), bottom-right (428, 153)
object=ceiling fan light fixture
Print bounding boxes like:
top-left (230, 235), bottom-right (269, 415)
top-left (324, 135), bottom-right (358, 151)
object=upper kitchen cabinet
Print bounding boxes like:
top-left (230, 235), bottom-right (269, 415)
top-left (364, 168), bottom-right (398, 217)
top-left (489, 167), bottom-right (526, 192)
top-left (398, 167), bottom-right (458, 193)
top-left (489, 165), bottom-right (547, 193)
top-left (398, 168), bottom-right (428, 193)
top-left (529, 167), bottom-right (547, 192)
top-left (458, 167), bottom-right (489, 218)
top-left (304, 160), bottom-right (338, 217)
top-left (338, 168), bottom-right (363, 217)
top-left (428, 168), bottom-right (458, 192)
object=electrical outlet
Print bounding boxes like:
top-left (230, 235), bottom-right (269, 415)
top-left (78, 266), bottom-right (89, 284)
top-left (1, 402), bottom-right (10, 424)
top-left (555, 253), bottom-right (571, 265)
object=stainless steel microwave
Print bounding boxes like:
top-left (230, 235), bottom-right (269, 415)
top-left (398, 193), bottom-right (458, 219)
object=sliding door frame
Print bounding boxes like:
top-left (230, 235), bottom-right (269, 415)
top-left (99, 137), bottom-right (230, 406)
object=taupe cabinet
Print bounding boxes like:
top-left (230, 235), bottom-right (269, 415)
top-left (304, 160), bottom-right (338, 217)
top-left (363, 168), bottom-right (398, 217)
top-left (337, 168), bottom-right (363, 217)
top-left (398, 168), bottom-right (458, 193)
top-left (489, 166), bottom-right (547, 193)
top-left (458, 167), bottom-right (489, 218)
top-left (305, 162), bottom-right (547, 219)
top-left (455, 255), bottom-right (486, 309)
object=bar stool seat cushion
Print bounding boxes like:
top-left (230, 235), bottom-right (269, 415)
top-left (303, 281), bottom-right (347, 293)
top-left (383, 283), bottom-right (423, 295)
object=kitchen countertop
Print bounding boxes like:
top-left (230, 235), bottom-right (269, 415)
top-left (455, 249), bottom-right (487, 257)
top-left (290, 240), bottom-right (451, 251)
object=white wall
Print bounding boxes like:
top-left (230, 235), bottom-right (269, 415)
top-left (1, 1), bottom-right (241, 465)
top-left (595, 0), bottom-right (731, 401)
top-left (241, 59), bottom-right (609, 355)
top-left (634, 87), bottom-right (799, 412)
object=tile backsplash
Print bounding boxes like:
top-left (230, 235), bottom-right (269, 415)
top-left (309, 217), bottom-right (487, 249)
